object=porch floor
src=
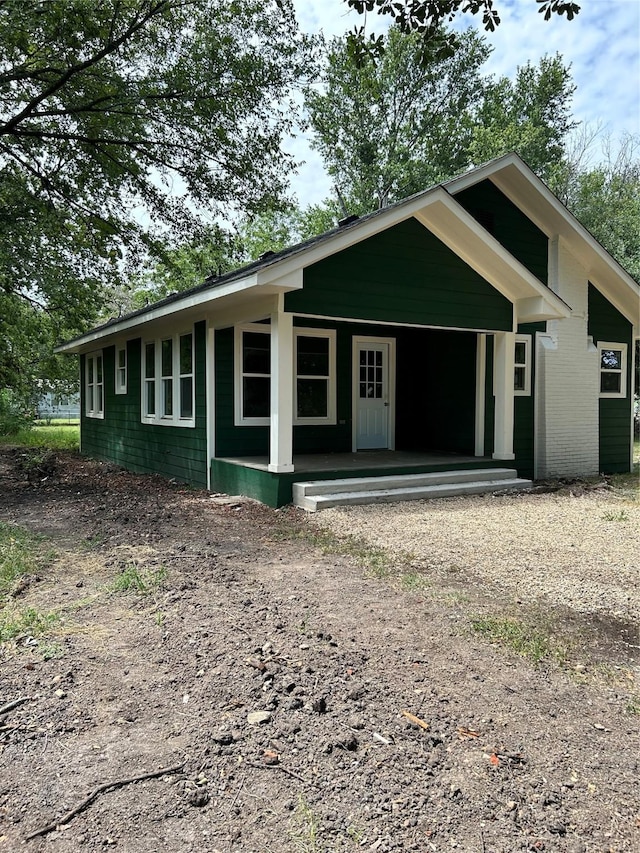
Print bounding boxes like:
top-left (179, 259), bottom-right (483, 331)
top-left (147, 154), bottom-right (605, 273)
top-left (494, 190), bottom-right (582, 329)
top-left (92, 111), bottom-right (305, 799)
top-left (218, 450), bottom-right (497, 474)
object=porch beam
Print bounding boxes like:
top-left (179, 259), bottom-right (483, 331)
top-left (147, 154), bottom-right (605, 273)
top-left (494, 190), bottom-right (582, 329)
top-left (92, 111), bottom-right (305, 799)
top-left (268, 297), bottom-right (294, 473)
top-left (493, 331), bottom-right (516, 461)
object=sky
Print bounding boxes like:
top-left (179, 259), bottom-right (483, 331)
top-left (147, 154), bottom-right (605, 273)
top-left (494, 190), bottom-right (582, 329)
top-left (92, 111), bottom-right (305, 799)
top-left (288, 0), bottom-right (640, 207)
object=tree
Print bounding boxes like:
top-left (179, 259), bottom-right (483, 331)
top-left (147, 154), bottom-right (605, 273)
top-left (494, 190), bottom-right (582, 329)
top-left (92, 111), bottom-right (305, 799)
top-left (306, 27), bottom-right (490, 212)
top-left (553, 131), bottom-right (640, 284)
top-left (343, 0), bottom-right (580, 64)
top-left (468, 54), bottom-right (577, 182)
top-left (305, 28), bottom-right (575, 213)
top-left (0, 0), bottom-right (305, 396)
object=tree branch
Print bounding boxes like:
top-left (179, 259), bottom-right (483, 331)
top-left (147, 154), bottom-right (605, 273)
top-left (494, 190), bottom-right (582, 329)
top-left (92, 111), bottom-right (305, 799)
top-left (0, 0), bottom-right (170, 137)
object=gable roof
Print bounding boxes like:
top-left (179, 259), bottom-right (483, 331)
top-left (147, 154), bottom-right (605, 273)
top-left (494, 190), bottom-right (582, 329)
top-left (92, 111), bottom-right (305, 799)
top-left (446, 153), bottom-right (640, 326)
top-left (56, 153), bottom-right (638, 354)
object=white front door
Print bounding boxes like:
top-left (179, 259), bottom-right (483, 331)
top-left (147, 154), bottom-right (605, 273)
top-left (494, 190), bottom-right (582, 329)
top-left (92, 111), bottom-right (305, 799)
top-left (354, 340), bottom-right (392, 450)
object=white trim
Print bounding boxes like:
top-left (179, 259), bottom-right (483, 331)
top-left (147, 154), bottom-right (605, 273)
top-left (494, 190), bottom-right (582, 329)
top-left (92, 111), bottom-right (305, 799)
top-left (293, 328), bottom-right (337, 426)
top-left (351, 335), bottom-right (396, 452)
top-left (85, 351), bottom-right (104, 419)
top-left (475, 334), bottom-right (486, 456)
top-left (141, 329), bottom-right (195, 428)
top-left (268, 301), bottom-right (294, 473)
top-left (514, 335), bottom-right (532, 396)
top-left (291, 311), bottom-right (512, 335)
top-left (234, 323), bottom-right (272, 426)
top-left (492, 331), bottom-right (516, 461)
top-left (206, 322), bottom-right (215, 490)
top-left (115, 345), bottom-right (127, 395)
top-left (598, 341), bottom-right (627, 399)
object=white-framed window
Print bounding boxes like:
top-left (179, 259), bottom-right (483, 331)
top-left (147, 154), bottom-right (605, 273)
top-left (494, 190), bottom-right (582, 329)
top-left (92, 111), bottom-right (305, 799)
top-left (115, 345), bottom-right (127, 394)
top-left (294, 328), bottom-right (337, 425)
top-left (598, 341), bottom-right (627, 398)
top-left (514, 335), bottom-right (531, 396)
top-left (142, 330), bottom-right (195, 426)
top-left (235, 324), bottom-right (271, 425)
top-left (85, 351), bottom-right (104, 418)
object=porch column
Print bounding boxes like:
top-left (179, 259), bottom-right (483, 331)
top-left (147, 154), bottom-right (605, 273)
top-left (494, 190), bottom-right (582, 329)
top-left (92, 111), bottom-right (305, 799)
top-left (493, 331), bottom-right (516, 461)
top-left (268, 297), bottom-right (294, 473)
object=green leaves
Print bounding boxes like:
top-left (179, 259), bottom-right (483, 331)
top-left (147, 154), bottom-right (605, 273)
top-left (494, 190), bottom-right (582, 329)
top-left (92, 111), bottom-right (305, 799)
top-left (0, 0), bottom-right (307, 394)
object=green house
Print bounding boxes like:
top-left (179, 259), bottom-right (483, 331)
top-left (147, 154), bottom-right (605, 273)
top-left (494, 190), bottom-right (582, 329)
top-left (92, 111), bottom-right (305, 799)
top-left (57, 154), bottom-right (639, 507)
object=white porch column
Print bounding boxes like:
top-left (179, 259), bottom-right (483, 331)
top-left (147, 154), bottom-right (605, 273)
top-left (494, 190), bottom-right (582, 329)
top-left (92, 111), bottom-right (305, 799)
top-left (268, 296), bottom-right (294, 473)
top-left (493, 331), bottom-right (516, 461)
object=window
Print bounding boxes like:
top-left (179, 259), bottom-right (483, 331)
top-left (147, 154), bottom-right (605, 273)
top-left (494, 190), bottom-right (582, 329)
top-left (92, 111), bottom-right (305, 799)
top-left (85, 351), bottom-right (104, 418)
top-left (514, 335), bottom-right (531, 396)
top-left (598, 342), bottom-right (627, 398)
top-left (295, 329), bottom-right (336, 424)
top-left (115, 345), bottom-right (127, 394)
top-left (235, 325), bottom-right (271, 425)
top-left (142, 331), bottom-right (195, 426)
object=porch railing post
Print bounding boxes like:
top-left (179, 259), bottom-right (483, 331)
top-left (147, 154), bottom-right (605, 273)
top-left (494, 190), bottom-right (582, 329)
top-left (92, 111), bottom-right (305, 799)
top-left (493, 331), bottom-right (516, 461)
top-left (268, 298), bottom-right (294, 473)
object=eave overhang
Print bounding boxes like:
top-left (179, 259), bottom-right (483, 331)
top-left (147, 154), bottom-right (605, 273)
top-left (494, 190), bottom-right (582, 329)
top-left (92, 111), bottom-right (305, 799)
top-left (56, 166), bottom-right (575, 355)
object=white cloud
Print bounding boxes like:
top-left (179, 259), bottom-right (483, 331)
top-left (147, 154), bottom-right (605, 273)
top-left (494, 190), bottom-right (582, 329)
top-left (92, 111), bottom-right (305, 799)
top-left (288, 0), bottom-right (640, 206)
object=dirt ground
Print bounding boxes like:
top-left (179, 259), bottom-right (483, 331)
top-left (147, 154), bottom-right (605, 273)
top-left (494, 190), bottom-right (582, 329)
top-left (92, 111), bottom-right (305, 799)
top-left (0, 447), bottom-right (638, 853)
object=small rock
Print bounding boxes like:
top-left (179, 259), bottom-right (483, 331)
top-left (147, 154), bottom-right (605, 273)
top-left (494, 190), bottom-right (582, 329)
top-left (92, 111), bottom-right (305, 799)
top-left (186, 787), bottom-right (210, 807)
top-left (247, 710), bottom-right (272, 725)
top-left (54, 689), bottom-right (66, 699)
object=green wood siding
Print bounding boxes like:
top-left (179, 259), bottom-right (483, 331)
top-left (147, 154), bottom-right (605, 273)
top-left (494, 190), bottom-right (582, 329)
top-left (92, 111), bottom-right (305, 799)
top-left (80, 321), bottom-right (208, 487)
top-left (588, 284), bottom-right (633, 473)
top-left (455, 180), bottom-right (548, 284)
top-left (286, 218), bottom-right (513, 331)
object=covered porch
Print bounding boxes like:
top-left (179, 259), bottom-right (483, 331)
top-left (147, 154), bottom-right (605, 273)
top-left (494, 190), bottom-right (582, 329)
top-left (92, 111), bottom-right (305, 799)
top-left (210, 449), bottom-right (515, 508)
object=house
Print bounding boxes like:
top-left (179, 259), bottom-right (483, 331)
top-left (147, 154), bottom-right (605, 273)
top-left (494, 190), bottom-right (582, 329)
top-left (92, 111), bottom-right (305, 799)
top-left (37, 390), bottom-right (80, 421)
top-left (56, 154), bottom-right (639, 508)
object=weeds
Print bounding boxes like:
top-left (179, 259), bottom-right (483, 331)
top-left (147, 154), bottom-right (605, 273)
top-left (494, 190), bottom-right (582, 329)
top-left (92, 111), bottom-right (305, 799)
top-left (601, 509), bottom-right (630, 522)
top-left (110, 562), bottom-right (167, 595)
top-left (0, 521), bottom-right (42, 598)
top-left (289, 795), bottom-right (321, 853)
top-left (276, 520), bottom-right (409, 578)
top-left (469, 615), bottom-right (568, 666)
top-left (0, 604), bottom-right (59, 642)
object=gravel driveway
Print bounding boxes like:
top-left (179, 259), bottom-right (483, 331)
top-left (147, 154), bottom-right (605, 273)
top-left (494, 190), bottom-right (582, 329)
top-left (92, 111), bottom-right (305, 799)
top-left (316, 486), bottom-right (640, 621)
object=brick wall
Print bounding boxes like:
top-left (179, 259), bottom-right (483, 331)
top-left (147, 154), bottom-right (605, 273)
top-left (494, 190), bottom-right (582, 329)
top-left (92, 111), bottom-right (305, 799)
top-left (534, 239), bottom-right (599, 478)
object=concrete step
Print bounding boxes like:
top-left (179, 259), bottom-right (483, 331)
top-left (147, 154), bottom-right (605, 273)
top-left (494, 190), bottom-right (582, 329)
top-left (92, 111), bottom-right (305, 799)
top-left (293, 470), bottom-right (531, 512)
top-left (293, 468), bottom-right (519, 500)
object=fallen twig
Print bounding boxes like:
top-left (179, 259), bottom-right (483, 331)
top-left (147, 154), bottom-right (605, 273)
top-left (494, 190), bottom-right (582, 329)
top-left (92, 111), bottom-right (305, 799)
top-left (246, 761), bottom-right (314, 787)
top-left (401, 709), bottom-right (430, 730)
top-left (25, 763), bottom-right (184, 841)
top-left (0, 697), bottom-right (30, 717)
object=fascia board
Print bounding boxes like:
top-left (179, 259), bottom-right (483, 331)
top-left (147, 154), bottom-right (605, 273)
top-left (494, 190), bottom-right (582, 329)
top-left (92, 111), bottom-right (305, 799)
top-left (56, 273), bottom-right (264, 353)
top-left (413, 197), bottom-right (571, 318)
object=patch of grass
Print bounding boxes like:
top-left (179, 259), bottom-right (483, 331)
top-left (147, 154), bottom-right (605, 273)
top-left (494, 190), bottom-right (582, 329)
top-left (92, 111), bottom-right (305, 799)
top-left (277, 520), bottom-right (408, 579)
top-left (625, 698), bottom-right (640, 715)
top-left (400, 571), bottom-right (431, 591)
top-left (469, 615), bottom-right (568, 666)
top-left (0, 522), bottom-right (54, 600)
top-left (601, 509), bottom-right (630, 522)
top-left (289, 794), bottom-right (321, 853)
top-left (0, 604), bottom-right (59, 642)
top-left (110, 562), bottom-right (167, 595)
top-left (0, 424), bottom-right (79, 451)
